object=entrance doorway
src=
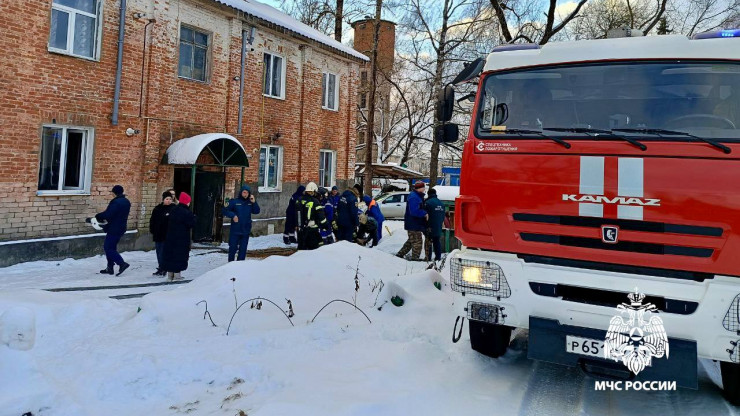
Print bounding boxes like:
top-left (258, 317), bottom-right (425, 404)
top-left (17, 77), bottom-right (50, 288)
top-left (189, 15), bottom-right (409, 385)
top-left (173, 168), bottom-right (225, 243)
top-left (163, 133), bottom-right (249, 244)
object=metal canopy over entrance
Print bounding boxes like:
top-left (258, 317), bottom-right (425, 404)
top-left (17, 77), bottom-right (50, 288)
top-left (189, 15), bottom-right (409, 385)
top-left (162, 133), bottom-right (248, 167)
top-left (163, 133), bottom-right (249, 243)
top-left (354, 163), bottom-right (423, 179)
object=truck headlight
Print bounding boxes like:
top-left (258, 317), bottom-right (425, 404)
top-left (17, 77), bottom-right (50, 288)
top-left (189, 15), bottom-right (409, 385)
top-left (462, 267), bottom-right (482, 284)
top-left (468, 301), bottom-right (506, 324)
top-left (451, 258), bottom-right (511, 298)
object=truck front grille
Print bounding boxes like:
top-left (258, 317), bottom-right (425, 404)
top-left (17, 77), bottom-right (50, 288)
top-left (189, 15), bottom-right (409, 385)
top-left (514, 213), bottom-right (721, 259)
top-left (519, 233), bottom-right (713, 258)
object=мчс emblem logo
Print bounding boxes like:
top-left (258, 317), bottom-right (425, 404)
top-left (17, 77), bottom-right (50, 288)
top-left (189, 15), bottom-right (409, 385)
top-left (602, 225), bottom-right (619, 243)
top-left (604, 289), bottom-right (669, 375)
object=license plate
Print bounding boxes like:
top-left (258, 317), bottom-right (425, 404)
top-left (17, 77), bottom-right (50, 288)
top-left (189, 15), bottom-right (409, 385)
top-left (565, 335), bottom-right (604, 358)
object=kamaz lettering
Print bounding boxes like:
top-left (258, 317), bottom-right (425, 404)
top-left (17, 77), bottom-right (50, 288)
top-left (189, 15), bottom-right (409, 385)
top-left (562, 194), bottom-right (661, 206)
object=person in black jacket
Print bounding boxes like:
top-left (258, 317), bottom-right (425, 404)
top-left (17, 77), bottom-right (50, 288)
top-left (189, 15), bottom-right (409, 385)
top-left (149, 191), bottom-right (175, 276)
top-left (96, 185), bottom-right (131, 276)
top-left (424, 188), bottom-right (445, 262)
top-left (162, 192), bottom-right (196, 281)
top-left (336, 187), bottom-right (360, 242)
top-left (283, 185), bottom-right (305, 244)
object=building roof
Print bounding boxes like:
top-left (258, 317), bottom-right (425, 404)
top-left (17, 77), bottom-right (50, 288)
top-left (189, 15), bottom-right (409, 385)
top-left (355, 163), bottom-right (422, 179)
top-left (163, 133), bottom-right (248, 166)
top-left (483, 35), bottom-right (740, 73)
top-left (214, 0), bottom-right (369, 62)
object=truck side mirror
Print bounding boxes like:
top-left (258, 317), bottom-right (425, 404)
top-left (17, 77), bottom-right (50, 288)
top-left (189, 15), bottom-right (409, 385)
top-left (494, 103), bottom-right (509, 125)
top-left (436, 85), bottom-right (455, 122)
top-left (435, 123), bottom-right (459, 143)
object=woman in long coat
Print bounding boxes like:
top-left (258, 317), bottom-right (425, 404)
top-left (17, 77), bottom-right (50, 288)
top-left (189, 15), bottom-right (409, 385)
top-left (162, 192), bottom-right (196, 280)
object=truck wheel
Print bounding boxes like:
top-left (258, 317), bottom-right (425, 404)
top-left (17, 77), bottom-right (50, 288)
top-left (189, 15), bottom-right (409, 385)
top-left (469, 320), bottom-right (512, 358)
top-left (721, 361), bottom-right (740, 406)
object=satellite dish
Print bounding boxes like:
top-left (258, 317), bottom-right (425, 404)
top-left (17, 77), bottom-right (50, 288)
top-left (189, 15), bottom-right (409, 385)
top-left (451, 57), bottom-right (485, 85)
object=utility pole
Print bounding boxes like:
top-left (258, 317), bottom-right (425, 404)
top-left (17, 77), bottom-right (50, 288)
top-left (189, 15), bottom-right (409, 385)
top-left (363, 0), bottom-right (382, 196)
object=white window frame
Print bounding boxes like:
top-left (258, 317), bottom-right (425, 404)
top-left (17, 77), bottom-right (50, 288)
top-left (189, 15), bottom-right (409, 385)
top-left (178, 24), bottom-right (211, 82)
top-left (319, 149), bottom-right (336, 188)
top-left (37, 125), bottom-right (95, 196)
top-left (258, 144), bottom-right (283, 192)
top-left (48, 0), bottom-right (103, 61)
top-left (321, 72), bottom-right (340, 111)
top-left (263, 52), bottom-right (286, 99)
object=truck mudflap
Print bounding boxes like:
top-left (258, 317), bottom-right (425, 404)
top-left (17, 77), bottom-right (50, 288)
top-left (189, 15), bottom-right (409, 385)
top-left (527, 317), bottom-right (698, 389)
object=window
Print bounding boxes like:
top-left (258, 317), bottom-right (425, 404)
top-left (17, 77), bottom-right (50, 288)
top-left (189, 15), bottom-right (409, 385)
top-left (38, 126), bottom-right (93, 193)
top-left (319, 150), bottom-right (335, 187)
top-left (360, 71), bottom-right (367, 87)
top-left (321, 72), bottom-right (339, 111)
top-left (179, 26), bottom-right (209, 82)
top-left (358, 130), bottom-right (366, 144)
top-left (263, 53), bottom-right (285, 98)
top-left (476, 61), bottom-right (740, 140)
top-left (384, 194), bottom-right (402, 203)
top-left (258, 145), bottom-right (282, 191)
top-left (360, 93), bottom-right (367, 109)
top-left (48, 0), bottom-right (101, 60)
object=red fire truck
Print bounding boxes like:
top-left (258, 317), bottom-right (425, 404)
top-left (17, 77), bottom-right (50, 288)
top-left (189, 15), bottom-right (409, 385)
top-left (437, 29), bottom-right (740, 401)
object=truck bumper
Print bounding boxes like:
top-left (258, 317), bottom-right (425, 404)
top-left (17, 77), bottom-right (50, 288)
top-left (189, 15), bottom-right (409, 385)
top-left (449, 249), bottom-right (740, 364)
top-left (528, 316), bottom-right (698, 389)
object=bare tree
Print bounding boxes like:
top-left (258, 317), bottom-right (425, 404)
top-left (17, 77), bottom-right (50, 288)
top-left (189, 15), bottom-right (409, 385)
top-left (283, 0), bottom-right (336, 35)
top-left (667, 0), bottom-right (740, 36)
top-left (571, 0), bottom-right (674, 39)
top-left (490, 0), bottom-right (588, 44)
top-left (398, 0), bottom-right (491, 185)
top-left (380, 63), bottom-right (437, 166)
top-left (281, 0), bottom-right (370, 39)
top-left (335, 0), bottom-right (344, 41)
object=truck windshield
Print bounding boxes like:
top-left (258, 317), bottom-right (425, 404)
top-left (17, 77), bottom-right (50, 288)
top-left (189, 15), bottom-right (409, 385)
top-left (476, 61), bottom-right (740, 141)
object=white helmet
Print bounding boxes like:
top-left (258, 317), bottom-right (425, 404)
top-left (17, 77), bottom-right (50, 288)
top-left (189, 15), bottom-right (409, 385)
top-left (305, 182), bottom-right (319, 193)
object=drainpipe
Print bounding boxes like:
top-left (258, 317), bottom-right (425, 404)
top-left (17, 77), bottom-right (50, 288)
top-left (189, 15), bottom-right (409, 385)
top-left (237, 27), bottom-right (255, 135)
top-left (112, 0), bottom-right (127, 126)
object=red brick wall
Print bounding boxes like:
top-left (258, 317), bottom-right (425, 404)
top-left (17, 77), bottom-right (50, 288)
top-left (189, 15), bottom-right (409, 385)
top-left (0, 0), bottom-right (361, 242)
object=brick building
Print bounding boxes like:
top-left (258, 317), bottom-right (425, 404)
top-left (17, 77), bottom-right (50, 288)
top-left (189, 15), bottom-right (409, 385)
top-left (0, 0), bottom-right (367, 266)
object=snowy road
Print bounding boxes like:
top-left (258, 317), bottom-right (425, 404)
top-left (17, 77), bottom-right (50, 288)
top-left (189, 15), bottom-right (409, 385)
top-left (1, 223), bottom-right (738, 415)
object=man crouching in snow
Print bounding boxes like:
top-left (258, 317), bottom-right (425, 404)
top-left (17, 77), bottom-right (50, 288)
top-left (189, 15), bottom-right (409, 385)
top-left (96, 185), bottom-right (131, 276)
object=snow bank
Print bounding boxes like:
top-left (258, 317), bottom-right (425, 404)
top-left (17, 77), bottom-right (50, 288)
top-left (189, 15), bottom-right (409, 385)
top-left (0, 306), bottom-right (36, 350)
top-left (2, 240), bottom-right (730, 414)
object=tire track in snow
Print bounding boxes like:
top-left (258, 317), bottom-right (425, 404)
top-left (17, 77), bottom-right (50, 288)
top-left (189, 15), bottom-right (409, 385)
top-left (517, 360), bottom-right (586, 416)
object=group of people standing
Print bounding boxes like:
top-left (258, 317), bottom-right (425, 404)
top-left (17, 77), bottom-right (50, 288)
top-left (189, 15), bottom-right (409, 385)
top-left (96, 186), bottom-right (196, 281)
top-left (283, 183), bottom-right (385, 251)
top-left (396, 181), bottom-right (446, 263)
top-left (95, 178), bottom-right (444, 280)
top-left (148, 189), bottom-right (197, 280)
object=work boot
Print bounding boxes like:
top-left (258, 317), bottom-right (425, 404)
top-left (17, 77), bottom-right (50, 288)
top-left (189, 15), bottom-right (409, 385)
top-left (100, 266), bottom-right (114, 275)
top-left (116, 262), bottom-right (130, 276)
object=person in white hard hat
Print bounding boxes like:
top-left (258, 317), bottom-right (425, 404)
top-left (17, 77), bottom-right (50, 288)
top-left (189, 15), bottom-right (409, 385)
top-left (296, 182), bottom-right (329, 250)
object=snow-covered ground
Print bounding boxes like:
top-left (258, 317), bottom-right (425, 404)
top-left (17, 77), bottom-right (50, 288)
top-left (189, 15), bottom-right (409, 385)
top-left (0, 223), bottom-right (737, 415)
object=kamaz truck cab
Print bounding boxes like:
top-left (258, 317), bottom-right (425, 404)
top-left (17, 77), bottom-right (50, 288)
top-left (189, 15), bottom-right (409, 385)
top-left (439, 29), bottom-right (740, 401)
